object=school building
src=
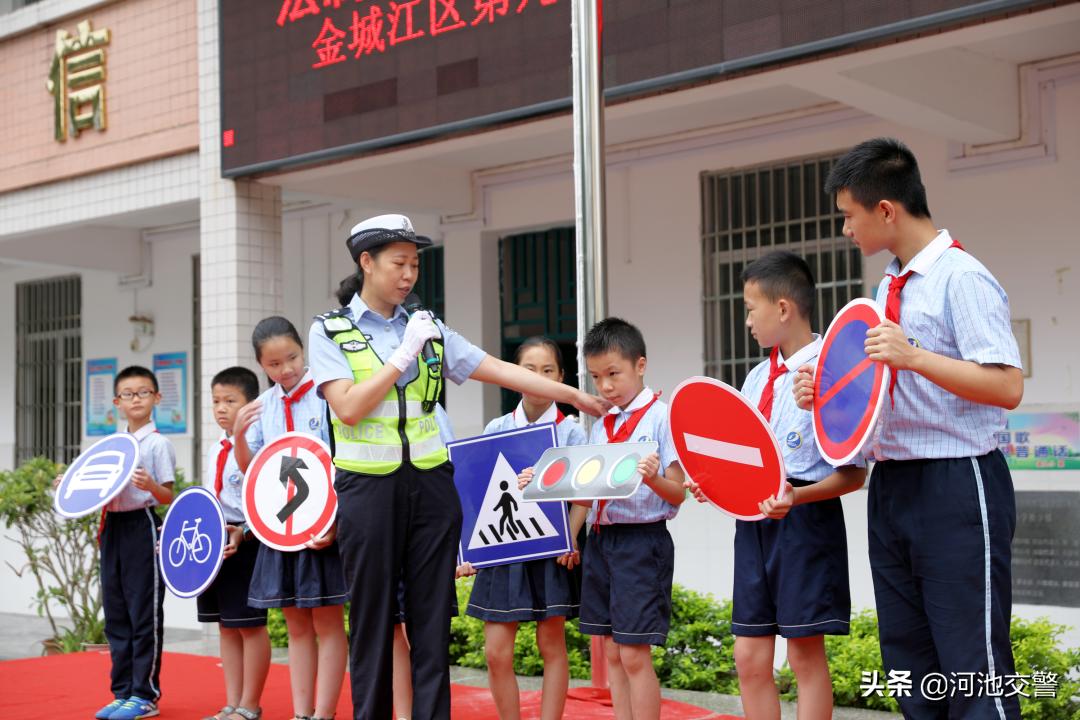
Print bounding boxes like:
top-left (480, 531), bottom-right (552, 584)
top-left (1, 0), bottom-right (1078, 653)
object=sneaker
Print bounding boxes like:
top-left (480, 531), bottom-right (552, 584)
top-left (109, 697), bottom-right (159, 720)
top-left (94, 698), bottom-right (125, 719)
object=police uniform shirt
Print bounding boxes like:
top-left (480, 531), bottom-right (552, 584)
top-left (869, 230), bottom-right (1022, 461)
top-left (204, 432), bottom-right (244, 524)
top-left (434, 403), bottom-right (455, 445)
top-left (107, 421), bottom-right (176, 512)
top-left (742, 336), bottom-right (864, 481)
top-left (483, 401), bottom-right (589, 447)
top-left (245, 369), bottom-right (331, 455)
top-left (308, 294), bottom-right (486, 397)
top-left (585, 387), bottom-right (680, 526)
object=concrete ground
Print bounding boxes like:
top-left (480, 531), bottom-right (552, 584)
top-left (0, 612), bottom-right (899, 718)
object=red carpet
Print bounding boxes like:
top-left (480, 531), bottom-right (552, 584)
top-left (0, 650), bottom-right (736, 719)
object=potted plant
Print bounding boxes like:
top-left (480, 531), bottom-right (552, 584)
top-left (0, 457), bottom-right (106, 653)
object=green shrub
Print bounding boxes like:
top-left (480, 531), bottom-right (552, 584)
top-left (1010, 616), bottom-right (1080, 720)
top-left (822, 609), bottom-right (899, 712)
top-left (0, 457), bottom-right (105, 649)
top-left (651, 585), bottom-right (739, 693)
top-left (268, 607), bottom-right (288, 648)
top-left (274, 575), bottom-right (1080, 720)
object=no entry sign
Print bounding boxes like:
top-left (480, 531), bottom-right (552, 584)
top-left (669, 377), bottom-right (786, 521)
top-left (243, 432), bottom-right (337, 552)
top-left (813, 298), bottom-right (889, 465)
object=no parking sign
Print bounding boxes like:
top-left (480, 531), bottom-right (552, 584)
top-left (813, 299), bottom-right (889, 465)
top-left (242, 432), bottom-right (337, 552)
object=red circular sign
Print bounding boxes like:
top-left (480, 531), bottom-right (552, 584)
top-left (812, 298), bottom-right (889, 466)
top-left (242, 432), bottom-right (336, 552)
top-left (669, 377), bottom-right (786, 520)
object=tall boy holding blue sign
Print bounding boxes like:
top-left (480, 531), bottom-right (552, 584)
top-left (97, 366), bottom-right (176, 720)
top-left (688, 252), bottom-right (866, 720)
top-left (796, 138), bottom-right (1024, 719)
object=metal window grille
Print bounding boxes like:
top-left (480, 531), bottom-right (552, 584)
top-left (498, 227), bottom-right (578, 414)
top-left (15, 275), bottom-right (82, 465)
top-left (192, 254), bottom-right (201, 484)
top-left (417, 245), bottom-right (446, 320)
top-left (701, 154), bottom-right (864, 389)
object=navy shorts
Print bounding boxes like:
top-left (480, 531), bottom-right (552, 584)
top-left (732, 479), bottom-right (850, 638)
top-left (579, 521), bottom-right (673, 646)
top-left (197, 537), bottom-right (267, 628)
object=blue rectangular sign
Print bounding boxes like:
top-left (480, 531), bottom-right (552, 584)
top-left (448, 423), bottom-right (572, 569)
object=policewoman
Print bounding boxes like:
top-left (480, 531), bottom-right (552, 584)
top-left (308, 214), bottom-right (607, 720)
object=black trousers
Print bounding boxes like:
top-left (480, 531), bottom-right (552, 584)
top-left (100, 507), bottom-right (165, 702)
top-left (869, 451), bottom-right (1019, 720)
top-left (335, 463), bottom-right (463, 720)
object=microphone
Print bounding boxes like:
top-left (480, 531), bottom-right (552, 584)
top-left (404, 293), bottom-right (441, 368)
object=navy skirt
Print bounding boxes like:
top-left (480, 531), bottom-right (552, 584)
top-left (248, 541), bottom-right (349, 609)
top-left (466, 556), bottom-right (580, 623)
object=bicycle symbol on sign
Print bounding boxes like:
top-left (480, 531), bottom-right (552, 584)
top-left (167, 518), bottom-right (212, 567)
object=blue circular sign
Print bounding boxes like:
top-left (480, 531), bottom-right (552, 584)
top-left (54, 434), bottom-right (141, 519)
top-left (813, 298), bottom-right (890, 465)
top-left (159, 487), bottom-right (226, 598)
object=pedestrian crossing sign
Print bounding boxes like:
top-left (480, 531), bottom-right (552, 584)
top-left (448, 423), bottom-right (572, 569)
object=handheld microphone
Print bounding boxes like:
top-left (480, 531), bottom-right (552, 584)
top-left (404, 293), bottom-right (440, 367)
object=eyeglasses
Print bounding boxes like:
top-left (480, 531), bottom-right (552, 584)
top-left (117, 389), bottom-right (155, 400)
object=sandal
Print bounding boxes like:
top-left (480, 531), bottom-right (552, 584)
top-left (203, 707), bottom-right (235, 720)
top-left (225, 709), bottom-right (262, 720)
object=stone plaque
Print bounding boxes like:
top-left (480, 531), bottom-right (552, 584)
top-left (1012, 492), bottom-right (1080, 607)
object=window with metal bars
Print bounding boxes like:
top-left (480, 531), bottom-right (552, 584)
top-left (701, 154), bottom-right (864, 390)
top-left (15, 275), bottom-right (82, 465)
top-left (498, 227), bottom-right (578, 414)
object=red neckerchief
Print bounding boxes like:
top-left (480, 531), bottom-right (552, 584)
top-left (884, 238), bottom-right (965, 406)
top-left (595, 392), bottom-right (661, 530)
top-left (214, 438), bottom-right (233, 497)
top-left (756, 347), bottom-right (787, 422)
top-left (283, 379), bottom-right (314, 432)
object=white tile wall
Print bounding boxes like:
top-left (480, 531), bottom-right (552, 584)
top-left (0, 152), bottom-right (198, 238)
top-left (196, 0), bottom-right (282, 444)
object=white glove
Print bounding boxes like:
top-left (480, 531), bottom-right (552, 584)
top-left (388, 310), bottom-right (440, 372)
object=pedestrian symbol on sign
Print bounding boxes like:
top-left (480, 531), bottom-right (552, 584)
top-left (468, 453), bottom-right (558, 550)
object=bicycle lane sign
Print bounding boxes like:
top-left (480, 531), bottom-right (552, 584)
top-left (159, 486), bottom-right (226, 598)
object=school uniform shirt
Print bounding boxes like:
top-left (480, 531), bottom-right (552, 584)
top-left (308, 294), bottom-right (486, 398)
top-left (203, 432), bottom-right (244, 524)
top-left (107, 422), bottom-right (176, 512)
top-left (483, 401), bottom-right (589, 447)
top-left (245, 369), bottom-right (331, 454)
top-left (742, 336), bottom-right (864, 481)
top-left (869, 230), bottom-right (1022, 461)
top-left (585, 387), bottom-right (679, 526)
